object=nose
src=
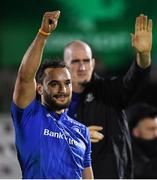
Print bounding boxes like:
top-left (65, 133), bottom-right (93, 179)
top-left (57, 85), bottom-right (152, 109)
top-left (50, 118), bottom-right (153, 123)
top-left (59, 84), bottom-right (66, 93)
top-left (79, 62), bottom-right (86, 71)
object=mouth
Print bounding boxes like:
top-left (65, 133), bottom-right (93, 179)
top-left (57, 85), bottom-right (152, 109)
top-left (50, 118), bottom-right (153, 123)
top-left (54, 95), bottom-right (69, 102)
top-left (77, 73), bottom-right (87, 77)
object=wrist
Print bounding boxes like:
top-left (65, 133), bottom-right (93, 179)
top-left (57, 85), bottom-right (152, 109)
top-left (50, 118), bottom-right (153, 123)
top-left (137, 52), bottom-right (151, 68)
top-left (138, 51), bottom-right (150, 57)
top-left (38, 29), bottom-right (50, 37)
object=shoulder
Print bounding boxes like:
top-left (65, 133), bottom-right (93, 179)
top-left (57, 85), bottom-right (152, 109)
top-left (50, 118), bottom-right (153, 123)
top-left (90, 73), bottom-right (119, 86)
top-left (66, 115), bottom-right (87, 129)
top-left (11, 99), bottom-right (43, 125)
top-left (83, 73), bottom-right (119, 98)
top-left (65, 114), bottom-right (88, 134)
top-left (11, 98), bottom-right (41, 111)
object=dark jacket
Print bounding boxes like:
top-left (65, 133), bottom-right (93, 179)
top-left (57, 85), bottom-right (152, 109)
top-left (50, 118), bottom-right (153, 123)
top-left (132, 137), bottom-right (157, 179)
top-left (70, 62), bottom-right (150, 179)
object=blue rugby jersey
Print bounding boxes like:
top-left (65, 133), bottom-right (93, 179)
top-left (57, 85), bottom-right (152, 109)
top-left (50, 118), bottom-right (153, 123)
top-left (11, 99), bottom-right (91, 179)
top-left (68, 92), bottom-right (80, 119)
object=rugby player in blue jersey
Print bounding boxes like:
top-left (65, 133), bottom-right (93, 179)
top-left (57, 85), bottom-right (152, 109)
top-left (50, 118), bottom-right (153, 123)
top-left (11, 11), bottom-right (93, 179)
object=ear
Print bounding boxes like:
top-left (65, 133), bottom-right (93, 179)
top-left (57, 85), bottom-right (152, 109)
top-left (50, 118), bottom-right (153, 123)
top-left (36, 83), bottom-right (43, 95)
top-left (132, 127), bottom-right (140, 138)
top-left (92, 58), bottom-right (95, 69)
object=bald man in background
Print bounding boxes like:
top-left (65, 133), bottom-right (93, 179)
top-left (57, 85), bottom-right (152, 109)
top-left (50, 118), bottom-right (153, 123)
top-left (63, 14), bottom-right (152, 178)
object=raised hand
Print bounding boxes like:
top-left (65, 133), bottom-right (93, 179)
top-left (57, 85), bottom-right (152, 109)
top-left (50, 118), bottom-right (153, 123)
top-left (40, 11), bottom-right (60, 34)
top-left (131, 14), bottom-right (152, 54)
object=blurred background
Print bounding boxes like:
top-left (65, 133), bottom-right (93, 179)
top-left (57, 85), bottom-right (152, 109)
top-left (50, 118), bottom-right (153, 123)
top-left (1, 0), bottom-right (157, 178)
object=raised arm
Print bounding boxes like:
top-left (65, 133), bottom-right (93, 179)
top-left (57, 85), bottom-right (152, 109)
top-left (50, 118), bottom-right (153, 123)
top-left (13, 11), bottom-right (60, 108)
top-left (131, 14), bottom-right (152, 68)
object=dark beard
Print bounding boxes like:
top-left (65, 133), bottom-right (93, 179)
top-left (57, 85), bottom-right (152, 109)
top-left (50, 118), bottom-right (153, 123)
top-left (43, 92), bottom-right (70, 112)
top-left (133, 137), bottom-right (157, 158)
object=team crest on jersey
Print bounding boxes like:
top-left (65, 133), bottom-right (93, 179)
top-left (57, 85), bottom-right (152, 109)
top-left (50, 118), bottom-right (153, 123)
top-left (71, 126), bottom-right (81, 133)
top-left (85, 93), bottom-right (94, 102)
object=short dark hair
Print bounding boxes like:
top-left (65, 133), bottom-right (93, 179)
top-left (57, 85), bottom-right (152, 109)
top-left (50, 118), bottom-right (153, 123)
top-left (127, 103), bottom-right (157, 131)
top-left (36, 59), bottom-right (66, 84)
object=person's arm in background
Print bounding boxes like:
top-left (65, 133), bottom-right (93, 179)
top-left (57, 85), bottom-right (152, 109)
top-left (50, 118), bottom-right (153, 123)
top-left (87, 14), bottom-right (152, 143)
top-left (87, 14), bottom-right (152, 141)
top-left (119, 14), bottom-right (152, 106)
top-left (88, 125), bottom-right (104, 143)
top-left (13, 11), bottom-right (60, 109)
top-left (132, 14), bottom-right (152, 68)
top-left (82, 167), bottom-right (94, 179)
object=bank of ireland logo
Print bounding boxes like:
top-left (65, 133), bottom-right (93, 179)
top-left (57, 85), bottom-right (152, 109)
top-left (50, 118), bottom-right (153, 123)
top-left (72, 126), bottom-right (81, 133)
top-left (63, 129), bottom-right (70, 136)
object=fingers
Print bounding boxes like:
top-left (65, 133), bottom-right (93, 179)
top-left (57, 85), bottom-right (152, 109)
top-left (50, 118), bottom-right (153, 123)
top-left (41, 10), bottom-right (60, 33)
top-left (91, 138), bottom-right (100, 143)
top-left (143, 15), bottom-right (147, 30)
top-left (130, 33), bottom-right (134, 45)
top-left (90, 131), bottom-right (104, 143)
top-left (44, 11), bottom-right (60, 20)
top-left (135, 14), bottom-right (152, 33)
top-left (88, 125), bottom-right (104, 143)
top-left (135, 16), bottom-right (140, 32)
top-left (148, 19), bottom-right (152, 32)
top-left (88, 125), bottom-right (103, 131)
top-left (90, 130), bottom-right (104, 138)
top-left (45, 10), bottom-right (60, 24)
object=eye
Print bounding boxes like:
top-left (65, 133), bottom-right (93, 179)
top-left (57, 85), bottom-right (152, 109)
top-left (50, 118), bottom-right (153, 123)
top-left (49, 81), bottom-right (58, 87)
top-left (83, 59), bottom-right (90, 63)
top-left (71, 59), bottom-right (80, 64)
top-left (65, 80), bottom-right (71, 86)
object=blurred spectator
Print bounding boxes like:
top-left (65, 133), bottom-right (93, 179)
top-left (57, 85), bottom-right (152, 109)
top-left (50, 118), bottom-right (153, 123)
top-left (0, 69), bottom-right (17, 112)
top-left (0, 114), bottom-right (21, 178)
top-left (127, 103), bottom-right (157, 178)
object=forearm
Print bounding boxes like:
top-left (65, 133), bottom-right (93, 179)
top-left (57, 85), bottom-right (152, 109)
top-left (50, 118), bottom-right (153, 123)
top-left (122, 60), bottom-right (150, 105)
top-left (12, 11), bottom-right (60, 108)
top-left (136, 52), bottom-right (151, 69)
top-left (18, 33), bottom-right (48, 82)
top-left (82, 167), bottom-right (94, 179)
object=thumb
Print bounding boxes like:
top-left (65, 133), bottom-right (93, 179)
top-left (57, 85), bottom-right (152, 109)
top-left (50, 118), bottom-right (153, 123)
top-left (130, 33), bottom-right (135, 47)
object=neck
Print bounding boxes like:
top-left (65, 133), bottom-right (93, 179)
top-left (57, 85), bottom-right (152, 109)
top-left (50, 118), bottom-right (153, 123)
top-left (72, 82), bottom-right (85, 93)
top-left (55, 109), bottom-right (64, 114)
top-left (42, 102), bottom-right (65, 114)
